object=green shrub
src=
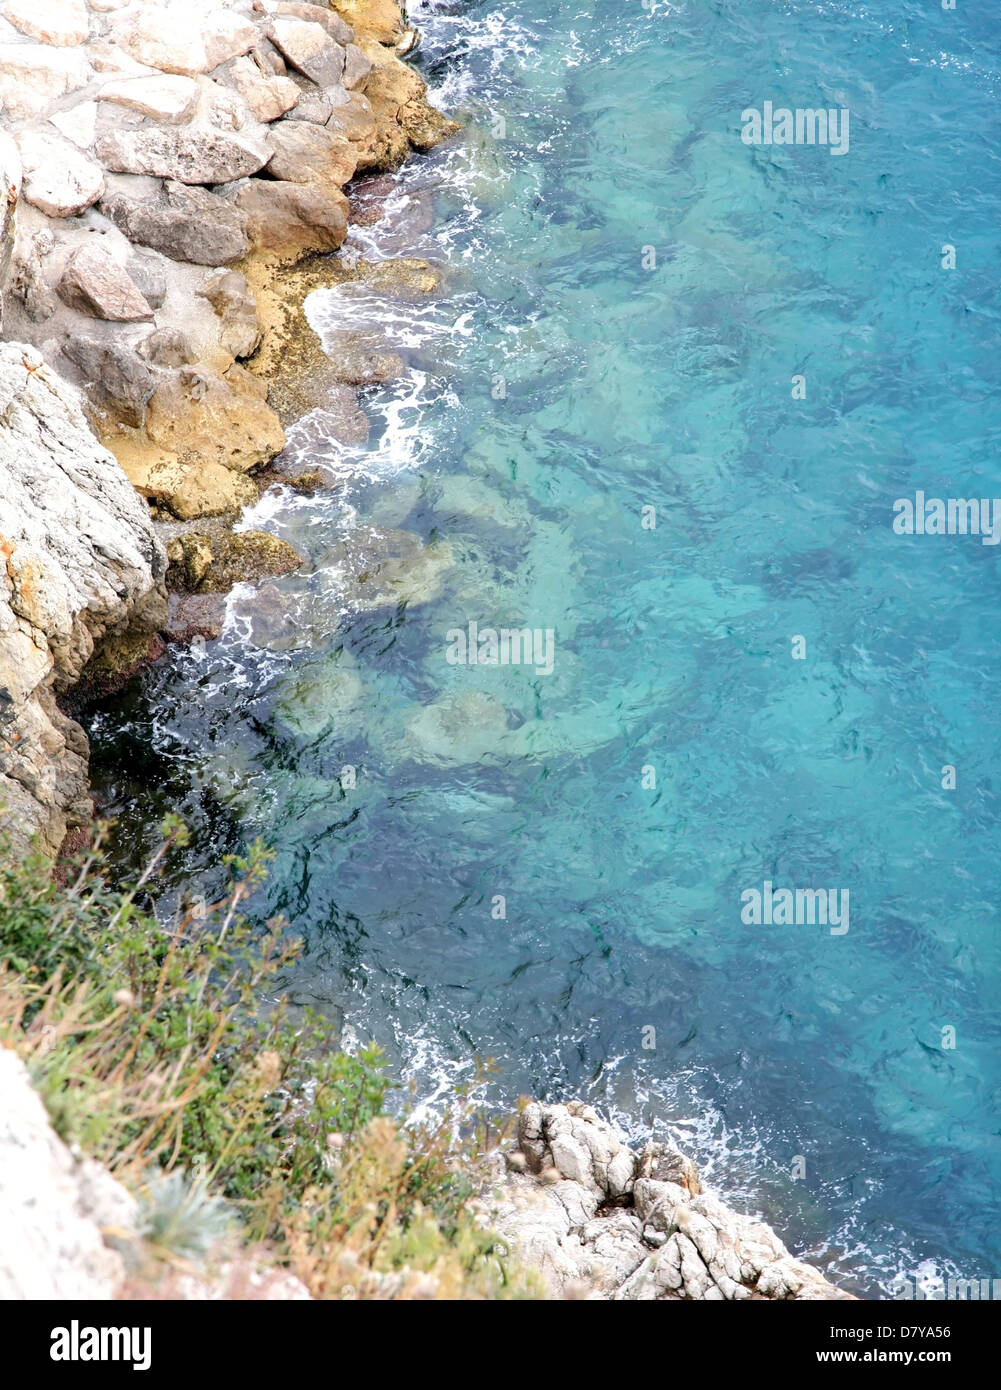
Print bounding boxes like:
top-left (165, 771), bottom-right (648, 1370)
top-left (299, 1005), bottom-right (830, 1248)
top-left (0, 821), bottom-right (538, 1299)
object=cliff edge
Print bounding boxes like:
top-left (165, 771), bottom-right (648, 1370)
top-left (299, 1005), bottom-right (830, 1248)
top-left (0, 339), bottom-right (166, 855)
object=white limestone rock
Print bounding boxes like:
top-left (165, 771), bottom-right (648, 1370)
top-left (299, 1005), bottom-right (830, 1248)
top-left (48, 100), bottom-right (98, 151)
top-left (113, 4), bottom-right (258, 77)
top-left (85, 37), bottom-right (153, 76)
top-left (0, 43), bottom-right (91, 118)
top-left (478, 1100), bottom-right (858, 1301)
top-left (0, 1050), bottom-right (133, 1299)
top-left (15, 129), bottom-right (104, 217)
top-left (97, 73), bottom-right (200, 124)
top-left (0, 342), bottom-right (166, 855)
top-left (0, 129), bottom-right (19, 326)
top-left (1, 0), bottom-right (89, 48)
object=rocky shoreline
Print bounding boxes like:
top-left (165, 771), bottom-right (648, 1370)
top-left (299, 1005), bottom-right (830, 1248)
top-left (1, 0), bottom-right (456, 852)
top-left (1, 1043), bottom-right (854, 1300)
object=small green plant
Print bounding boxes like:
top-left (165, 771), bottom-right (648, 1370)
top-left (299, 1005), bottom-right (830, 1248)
top-left (138, 1169), bottom-right (234, 1262)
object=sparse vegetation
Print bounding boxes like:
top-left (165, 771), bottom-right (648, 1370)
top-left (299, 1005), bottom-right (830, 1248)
top-left (0, 821), bottom-right (538, 1299)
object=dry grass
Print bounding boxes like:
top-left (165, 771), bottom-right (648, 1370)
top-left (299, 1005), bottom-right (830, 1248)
top-left (0, 822), bottom-right (539, 1299)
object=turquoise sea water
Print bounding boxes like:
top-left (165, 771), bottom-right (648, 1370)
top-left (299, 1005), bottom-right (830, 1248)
top-left (88, 1), bottom-right (1001, 1294)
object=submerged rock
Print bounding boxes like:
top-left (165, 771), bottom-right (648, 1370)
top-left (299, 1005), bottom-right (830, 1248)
top-left (403, 690), bottom-right (512, 766)
top-left (355, 255), bottom-right (441, 297)
top-left (321, 332), bottom-right (404, 385)
top-left (322, 525), bottom-right (453, 610)
top-left (162, 591), bottom-right (226, 644)
top-left (273, 650), bottom-right (366, 738)
top-left (192, 528), bottom-right (303, 593)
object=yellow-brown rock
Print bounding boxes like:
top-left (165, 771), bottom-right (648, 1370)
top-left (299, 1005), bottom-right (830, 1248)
top-left (359, 50), bottom-right (459, 168)
top-left (144, 369), bottom-right (285, 475)
top-left (195, 528), bottom-right (303, 592)
top-left (167, 462), bottom-right (259, 521)
top-left (113, 436), bottom-right (260, 521)
top-left (235, 179), bottom-right (349, 258)
top-left (331, 0), bottom-right (404, 46)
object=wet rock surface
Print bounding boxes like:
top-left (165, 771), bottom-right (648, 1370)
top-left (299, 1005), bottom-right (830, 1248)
top-left (165, 522), bottom-right (303, 593)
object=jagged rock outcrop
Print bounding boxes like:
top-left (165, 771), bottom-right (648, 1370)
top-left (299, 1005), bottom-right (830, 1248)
top-left (0, 341), bottom-right (167, 855)
top-left (478, 1101), bottom-right (856, 1301)
top-left (0, 1), bottom-right (456, 854)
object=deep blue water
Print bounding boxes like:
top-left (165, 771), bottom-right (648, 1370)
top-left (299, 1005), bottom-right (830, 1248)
top-left (88, 0), bottom-right (1001, 1295)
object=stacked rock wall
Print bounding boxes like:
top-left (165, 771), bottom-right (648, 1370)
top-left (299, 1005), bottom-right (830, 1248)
top-left (0, 1), bottom-right (455, 853)
top-left (0, 0), bottom-right (456, 522)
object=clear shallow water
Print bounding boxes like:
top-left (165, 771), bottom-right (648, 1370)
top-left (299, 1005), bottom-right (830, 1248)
top-left (87, 1), bottom-right (1001, 1295)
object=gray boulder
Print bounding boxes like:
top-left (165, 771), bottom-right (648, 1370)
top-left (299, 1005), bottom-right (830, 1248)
top-left (56, 241), bottom-right (154, 322)
top-left (62, 334), bottom-right (156, 428)
top-left (100, 181), bottom-right (250, 265)
top-left (96, 127), bottom-right (271, 185)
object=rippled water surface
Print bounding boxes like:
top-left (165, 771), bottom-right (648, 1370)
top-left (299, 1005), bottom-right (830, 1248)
top-left (87, 1), bottom-right (1001, 1294)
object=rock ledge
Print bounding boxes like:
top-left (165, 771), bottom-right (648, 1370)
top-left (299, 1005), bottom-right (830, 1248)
top-left (479, 1101), bottom-right (856, 1301)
